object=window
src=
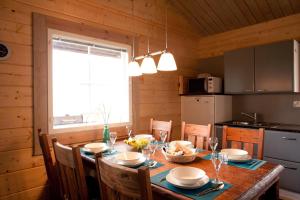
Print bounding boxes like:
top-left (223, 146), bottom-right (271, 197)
top-left (48, 30), bottom-right (131, 133)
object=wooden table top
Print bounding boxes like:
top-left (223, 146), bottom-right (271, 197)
top-left (81, 142), bottom-right (284, 200)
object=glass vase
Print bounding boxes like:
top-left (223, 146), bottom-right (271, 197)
top-left (102, 124), bottom-right (110, 144)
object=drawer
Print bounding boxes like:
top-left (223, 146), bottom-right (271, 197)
top-left (264, 157), bottom-right (300, 193)
top-left (264, 130), bottom-right (300, 162)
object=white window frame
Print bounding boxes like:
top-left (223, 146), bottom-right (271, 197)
top-left (47, 29), bottom-right (132, 134)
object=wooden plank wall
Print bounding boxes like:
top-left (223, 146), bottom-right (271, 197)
top-left (198, 13), bottom-right (300, 58)
top-left (0, 0), bottom-right (201, 199)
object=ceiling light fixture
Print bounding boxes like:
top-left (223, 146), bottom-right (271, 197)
top-left (141, 38), bottom-right (157, 74)
top-left (157, 4), bottom-right (177, 71)
top-left (133, 0), bottom-right (177, 75)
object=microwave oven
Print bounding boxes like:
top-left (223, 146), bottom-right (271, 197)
top-left (187, 77), bottom-right (222, 94)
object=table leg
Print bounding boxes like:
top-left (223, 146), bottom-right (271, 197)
top-left (262, 179), bottom-right (279, 200)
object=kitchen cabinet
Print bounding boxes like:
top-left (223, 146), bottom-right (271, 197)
top-left (224, 40), bottom-right (299, 94)
top-left (264, 130), bottom-right (300, 193)
top-left (224, 47), bottom-right (254, 94)
top-left (255, 41), bottom-right (296, 93)
top-left (264, 157), bottom-right (300, 192)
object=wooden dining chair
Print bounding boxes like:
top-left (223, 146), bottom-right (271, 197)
top-left (52, 138), bottom-right (89, 200)
top-left (38, 131), bottom-right (62, 200)
top-left (181, 121), bottom-right (212, 150)
top-left (149, 118), bottom-right (172, 142)
top-left (95, 153), bottom-right (153, 200)
top-left (222, 126), bottom-right (264, 159)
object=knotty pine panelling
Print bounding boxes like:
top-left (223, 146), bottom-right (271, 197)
top-left (0, 0), bottom-right (200, 199)
top-left (174, 0), bottom-right (300, 36)
top-left (198, 13), bottom-right (300, 58)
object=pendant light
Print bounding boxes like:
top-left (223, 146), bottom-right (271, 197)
top-left (128, 37), bottom-right (142, 76)
top-left (128, 0), bottom-right (142, 77)
top-left (141, 36), bottom-right (157, 74)
top-left (157, 4), bottom-right (177, 71)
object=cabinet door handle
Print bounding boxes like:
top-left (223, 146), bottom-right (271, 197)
top-left (281, 137), bottom-right (297, 141)
top-left (283, 166), bottom-right (297, 170)
top-left (244, 89), bottom-right (252, 92)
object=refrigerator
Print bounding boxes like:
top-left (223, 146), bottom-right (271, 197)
top-left (181, 95), bottom-right (232, 136)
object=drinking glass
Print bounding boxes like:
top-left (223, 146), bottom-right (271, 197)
top-left (109, 132), bottom-right (117, 150)
top-left (160, 131), bottom-right (168, 144)
top-left (142, 140), bottom-right (158, 167)
top-left (209, 137), bottom-right (218, 153)
top-left (211, 152), bottom-right (227, 184)
top-left (126, 125), bottom-right (132, 139)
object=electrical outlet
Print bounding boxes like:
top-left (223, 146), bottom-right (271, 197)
top-left (293, 101), bottom-right (300, 108)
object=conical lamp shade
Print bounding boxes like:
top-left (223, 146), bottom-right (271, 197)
top-left (141, 56), bottom-right (157, 74)
top-left (157, 51), bottom-right (177, 71)
top-left (128, 60), bottom-right (142, 76)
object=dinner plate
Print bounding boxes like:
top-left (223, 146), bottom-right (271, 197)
top-left (221, 149), bottom-right (249, 160)
top-left (229, 154), bottom-right (252, 163)
top-left (166, 173), bottom-right (209, 189)
top-left (108, 155), bottom-right (146, 167)
top-left (82, 146), bottom-right (109, 153)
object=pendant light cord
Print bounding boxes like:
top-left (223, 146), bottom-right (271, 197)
top-left (165, 2), bottom-right (168, 50)
top-left (131, 0), bottom-right (135, 60)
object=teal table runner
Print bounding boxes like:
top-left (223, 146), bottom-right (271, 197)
top-left (203, 154), bottom-right (266, 170)
top-left (151, 170), bottom-right (232, 200)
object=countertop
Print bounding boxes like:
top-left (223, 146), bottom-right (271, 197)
top-left (215, 121), bottom-right (300, 133)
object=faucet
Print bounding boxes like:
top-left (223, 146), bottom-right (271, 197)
top-left (241, 112), bottom-right (258, 123)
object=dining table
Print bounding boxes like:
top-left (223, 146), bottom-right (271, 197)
top-left (81, 141), bottom-right (284, 200)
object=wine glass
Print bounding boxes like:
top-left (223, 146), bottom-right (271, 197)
top-left (126, 125), bottom-right (132, 139)
top-left (110, 132), bottom-right (117, 150)
top-left (211, 152), bottom-right (227, 185)
top-left (142, 140), bottom-right (158, 167)
top-left (160, 131), bottom-right (168, 144)
top-left (209, 137), bottom-right (218, 153)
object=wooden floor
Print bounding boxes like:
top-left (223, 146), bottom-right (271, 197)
top-left (280, 189), bottom-right (300, 200)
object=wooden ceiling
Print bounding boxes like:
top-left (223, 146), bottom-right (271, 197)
top-left (172, 0), bottom-right (300, 36)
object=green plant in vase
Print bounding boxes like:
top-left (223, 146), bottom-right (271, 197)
top-left (100, 104), bottom-right (110, 144)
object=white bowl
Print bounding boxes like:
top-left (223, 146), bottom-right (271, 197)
top-left (115, 152), bottom-right (143, 165)
top-left (134, 134), bottom-right (153, 141)
top-left (169, 140), bottom-right (193, 148)
top-left (221, 148), bottom-right (248, 160)
top-left (170, 167), bottom-right (206, 185)
top-left (84, 143), bottom-right (108, 153)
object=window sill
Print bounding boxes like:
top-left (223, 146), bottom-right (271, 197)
top-left (50, 122), bottom-right (132, 134)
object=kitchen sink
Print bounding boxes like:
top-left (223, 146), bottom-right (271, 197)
top-left (232, 121), bottom-right (251, 125)
top-left (229, 121), bottom-right (280, 128)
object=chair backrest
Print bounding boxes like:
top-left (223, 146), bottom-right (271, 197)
top-left (52, 138), bottom-right (88, 200)
top-left (181, 122), bottom-right (211, 150)
top-left (95, 154), bottom-right (153, 200)
top-left (149, 118), bottom-right (172, 142)
top-left (222, 126), bottom-right (264, 159)
top-left (38, 131), bottom-right (61, 199)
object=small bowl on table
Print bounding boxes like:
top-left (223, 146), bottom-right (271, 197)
top-left (84, 142), bottom-right (108, 153)
top-left (221, 148), bottom-right (249, 160)
top-left (115, 152), bottom-right (143, 165)
top-left (170, 167), bottom-right (206, 185)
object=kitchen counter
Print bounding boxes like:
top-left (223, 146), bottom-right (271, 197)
top-left (215, 121), bottom-right (300, 133)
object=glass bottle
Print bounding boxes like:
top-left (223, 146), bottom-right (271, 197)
top-left (102, 124), bottom-right (110, 144)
